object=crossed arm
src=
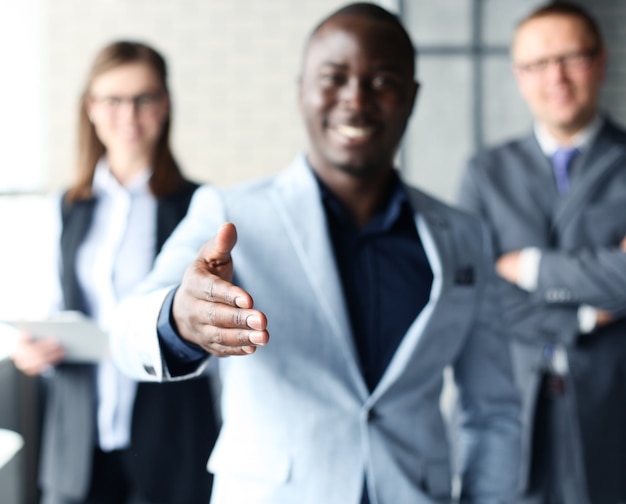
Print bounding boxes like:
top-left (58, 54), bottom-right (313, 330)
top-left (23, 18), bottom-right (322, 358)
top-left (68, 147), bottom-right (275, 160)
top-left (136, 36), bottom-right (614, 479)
top-left (496, 235), bottom-right (626, 328)
top-left (457, 163), bottom-right (626, 345)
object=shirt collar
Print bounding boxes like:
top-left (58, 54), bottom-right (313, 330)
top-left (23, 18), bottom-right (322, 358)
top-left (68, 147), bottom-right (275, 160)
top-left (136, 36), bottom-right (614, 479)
top-left (534, 114), bottom-right (603, 156)
top-left (92, 157), bottom-right (153, 197)
top-left (311, 165), bottom-right (410, 233)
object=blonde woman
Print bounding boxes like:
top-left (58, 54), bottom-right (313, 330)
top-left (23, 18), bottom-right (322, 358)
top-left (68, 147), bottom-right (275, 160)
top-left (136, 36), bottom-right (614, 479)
top-left (12, 41), bottom-right (217, 504)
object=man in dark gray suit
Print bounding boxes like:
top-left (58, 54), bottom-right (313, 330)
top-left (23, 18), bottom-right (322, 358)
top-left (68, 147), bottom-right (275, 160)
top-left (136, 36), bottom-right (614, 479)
top-left (459, 2), bottom-right (626, 504)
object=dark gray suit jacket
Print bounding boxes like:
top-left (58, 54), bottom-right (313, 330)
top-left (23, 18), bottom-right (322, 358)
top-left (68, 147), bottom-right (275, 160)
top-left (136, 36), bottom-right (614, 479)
top-left (39, 180), bottom-right (218, 503)
top-left (459, 118), bottom-right (626, 504)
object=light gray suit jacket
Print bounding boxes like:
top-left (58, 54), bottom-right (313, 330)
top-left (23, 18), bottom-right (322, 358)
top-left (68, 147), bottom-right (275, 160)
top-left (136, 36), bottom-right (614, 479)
top-left (112, 154), bottom-right (521, 504)
top-left (459, 119), bottom-right (626, 504)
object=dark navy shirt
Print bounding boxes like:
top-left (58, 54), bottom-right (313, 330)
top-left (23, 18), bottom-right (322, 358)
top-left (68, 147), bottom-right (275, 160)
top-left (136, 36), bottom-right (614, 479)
top-left (158, 172), bottom-right (434, 388)
top-left (318, 173), bottom-right (433, 391)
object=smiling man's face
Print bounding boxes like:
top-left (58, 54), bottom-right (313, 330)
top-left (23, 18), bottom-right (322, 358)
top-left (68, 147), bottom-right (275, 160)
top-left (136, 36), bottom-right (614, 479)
top-left (298, 14), bottom-right (418, 181)
top-left (512, 14), bottom-right (605, 142)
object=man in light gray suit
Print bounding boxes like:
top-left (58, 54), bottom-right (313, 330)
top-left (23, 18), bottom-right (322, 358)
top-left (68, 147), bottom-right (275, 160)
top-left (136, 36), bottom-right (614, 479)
top-left (459, 3), bottom-right (626, 504)
top-left (111, 3), bottom-right (521, 503)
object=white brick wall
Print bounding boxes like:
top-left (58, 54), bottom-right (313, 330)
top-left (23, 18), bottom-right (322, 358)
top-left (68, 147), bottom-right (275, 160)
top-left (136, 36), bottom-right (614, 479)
top-left (46, 0), bottom-right (396, 189)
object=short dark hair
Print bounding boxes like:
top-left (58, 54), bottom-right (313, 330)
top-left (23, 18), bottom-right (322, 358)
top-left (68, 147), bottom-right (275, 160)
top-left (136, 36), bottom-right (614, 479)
top-left (304, 2), bottom-right (416, 76)
top-left (516, 1), bottom-right (604, 49)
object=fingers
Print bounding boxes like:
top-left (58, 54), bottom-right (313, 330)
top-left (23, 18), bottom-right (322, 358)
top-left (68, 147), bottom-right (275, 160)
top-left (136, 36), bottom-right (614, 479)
top-left (174, 288), bottom-right (269, 356)
top-left (495, 251), bottom-right (521, 284)
top-left (12, 335), bottom-right (64, 376)
top-left (188, 223), bottom-right (253, 308)
top-left (186, 267), bottom-right (253, 310)
top-left (595, 309), bottom-right (614, 327)
top-left (191, 318), bottom-right (270, 357)
top-left (195, 299), bottom-right (266, 331)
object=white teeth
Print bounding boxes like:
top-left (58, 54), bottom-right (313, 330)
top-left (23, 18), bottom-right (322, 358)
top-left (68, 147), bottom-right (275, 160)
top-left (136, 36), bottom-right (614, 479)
top-left (336, 124), bottom-right (373, 139)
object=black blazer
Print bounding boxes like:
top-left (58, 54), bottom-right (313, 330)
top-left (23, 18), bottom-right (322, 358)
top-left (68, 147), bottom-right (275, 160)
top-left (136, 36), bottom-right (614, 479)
top-left (39, 180), bottom-right (218, 503)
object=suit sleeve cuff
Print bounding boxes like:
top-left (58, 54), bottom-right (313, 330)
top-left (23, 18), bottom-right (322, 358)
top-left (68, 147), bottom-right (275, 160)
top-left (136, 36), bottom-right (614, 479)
top-left (578, 305), bottom-right (597, 334)
top-left (517, 247), bottom-right (541, 291)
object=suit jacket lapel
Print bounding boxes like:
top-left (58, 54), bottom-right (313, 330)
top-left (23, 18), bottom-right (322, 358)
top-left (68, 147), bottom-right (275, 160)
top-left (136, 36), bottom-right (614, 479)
top-left (269, 155), bottom-right (368, 398)
top-left (552, 123), bottom-right (626, 230)
top-left (517, 135), bottom-right (558, 222)
top-left (370, 188), bottom-right (450, 400)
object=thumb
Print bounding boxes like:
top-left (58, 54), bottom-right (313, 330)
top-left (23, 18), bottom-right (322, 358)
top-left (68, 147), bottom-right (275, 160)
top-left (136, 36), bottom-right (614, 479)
top-left (212, 222), bottom-right (238, 259)
top-left (197, 222), bottom-right (238, 274)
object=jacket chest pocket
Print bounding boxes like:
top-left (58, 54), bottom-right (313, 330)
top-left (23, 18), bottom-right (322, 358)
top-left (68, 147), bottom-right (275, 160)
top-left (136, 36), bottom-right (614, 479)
top-left (430, 285), bottom-right (478, 347)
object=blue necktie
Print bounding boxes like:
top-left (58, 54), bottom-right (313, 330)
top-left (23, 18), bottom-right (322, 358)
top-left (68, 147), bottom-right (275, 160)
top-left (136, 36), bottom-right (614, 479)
top-left (551, 147), bottom-right (578, 194)
top-left (545, 147), bottom-right (578, 380)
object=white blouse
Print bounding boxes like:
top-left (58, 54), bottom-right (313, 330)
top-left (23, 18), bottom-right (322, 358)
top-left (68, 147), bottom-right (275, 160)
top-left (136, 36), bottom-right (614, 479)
top-left (54, 158), bottom-right (157, 451)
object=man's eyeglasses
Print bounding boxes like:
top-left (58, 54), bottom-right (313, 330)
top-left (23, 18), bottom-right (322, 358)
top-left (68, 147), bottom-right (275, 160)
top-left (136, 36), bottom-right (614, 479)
top-left (91, 91), bottom-right (165, 112)
top-left (515, 48), bottom-right (600, 75)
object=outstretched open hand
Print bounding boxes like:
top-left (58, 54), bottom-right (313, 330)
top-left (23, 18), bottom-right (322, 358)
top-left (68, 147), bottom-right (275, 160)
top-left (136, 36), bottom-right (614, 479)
top-left (172, 222), bottom-right (269, 357)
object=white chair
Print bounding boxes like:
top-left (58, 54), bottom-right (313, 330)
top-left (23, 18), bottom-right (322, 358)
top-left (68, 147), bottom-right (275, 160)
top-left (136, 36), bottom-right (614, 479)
top-left (0, 428), bottom-right (24, 504)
